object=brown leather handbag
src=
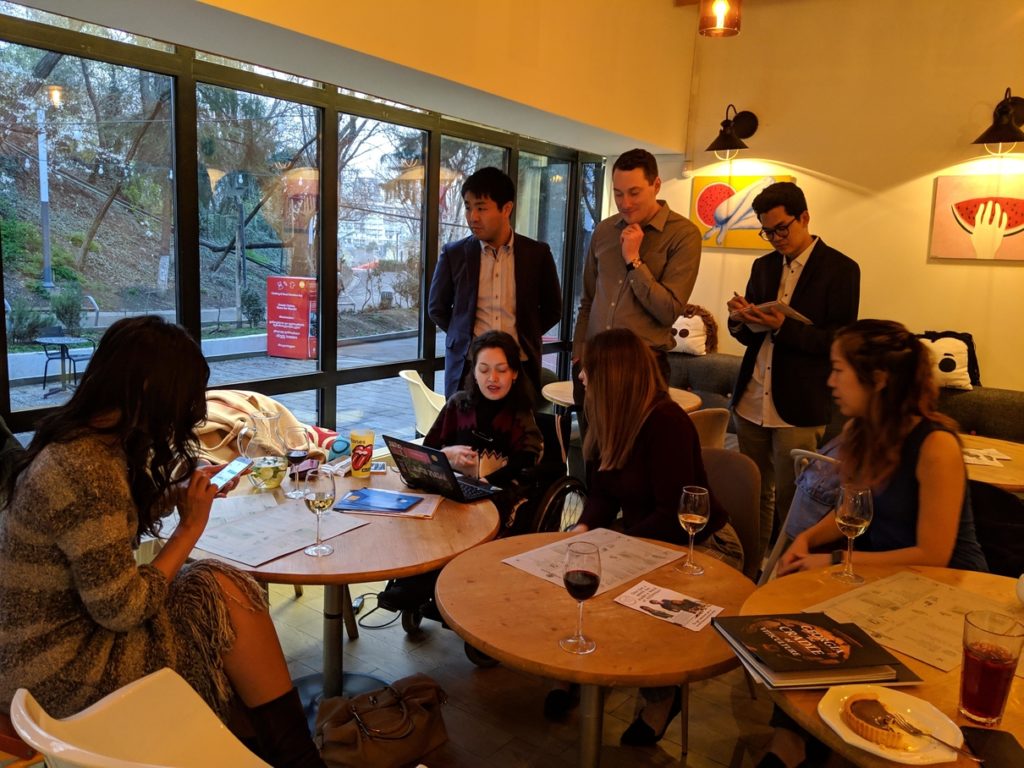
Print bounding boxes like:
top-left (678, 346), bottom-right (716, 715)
top-left (314, 673), bottom-right (448, 768)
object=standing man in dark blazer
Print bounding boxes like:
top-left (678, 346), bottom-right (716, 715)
top-left (727, 182), bottom-right (860, 561)
top-left (429, 167), bottom-right (562, 400)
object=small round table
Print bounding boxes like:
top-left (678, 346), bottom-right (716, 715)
top-left (541, 380), bottom-right (703, 412)
top-left (742, 565), bottom-right (1024, 767)
top-left (435, 532), bottom-right (754, 767)
top-left (194, 470), bottom-right (499, 698)
top-left (961, 433), bottom-right (1024, 492)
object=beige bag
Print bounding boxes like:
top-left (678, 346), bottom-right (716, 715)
top-left (314, 674), bottom-right (447, 768)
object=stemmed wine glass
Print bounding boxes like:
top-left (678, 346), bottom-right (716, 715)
top-left (676, 486), bottom-right (710, 576)
top-left (559, 542), bottom-right (601, 655)
top-left (303, 467), bottom-right (336, 557)
top-left (832, 484), bottom-right (874, 584)
top-left (283, 427), bottom-right (311, 499)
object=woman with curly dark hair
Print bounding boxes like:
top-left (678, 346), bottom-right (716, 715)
top-left (0, 316), bottom-right (324, 768)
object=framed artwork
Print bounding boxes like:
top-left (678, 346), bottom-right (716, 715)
top-left (690, 175), bottom-right (795, 250)
top-left (930, 175), bottom-right (1024, 261)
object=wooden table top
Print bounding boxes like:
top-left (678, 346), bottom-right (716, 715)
top-left (742, 565), bottom-right (1024, 768)
top-left (541, 380), bottom-right (703, 413)
top-left (193, 469), bottom-right (499, 585)
top-left (961, 433), bottom-right (1024, 492)
top-left (435, 532), bottom-right (755, 687)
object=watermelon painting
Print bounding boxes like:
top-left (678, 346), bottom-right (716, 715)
top-left (951, 197), bottom-right (1024, 236)
top-left (930, 176), bottom-right (1024, 261)
top-left (689, 175), bottom-right (795, 250)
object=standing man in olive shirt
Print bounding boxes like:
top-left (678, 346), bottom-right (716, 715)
top-left (572, 149), bottom-right (702, 403)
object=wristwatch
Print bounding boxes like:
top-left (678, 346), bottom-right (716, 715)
top-left (626, 257), bottom-right (643, 271)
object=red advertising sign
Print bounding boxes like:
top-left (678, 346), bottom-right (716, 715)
top-left (266, 276), bottom-right (317, 359)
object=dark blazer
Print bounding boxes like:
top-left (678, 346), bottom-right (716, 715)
top-left (428, 233), bottom-right (562, 398)
top-left (729, 239), bottom-right (860, 427)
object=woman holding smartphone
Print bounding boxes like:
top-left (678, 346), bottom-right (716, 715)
top-left (0, 316), bottom-right (324, 768)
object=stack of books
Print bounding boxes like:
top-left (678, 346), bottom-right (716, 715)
top-left (713, 613), bottom-right (922, 690)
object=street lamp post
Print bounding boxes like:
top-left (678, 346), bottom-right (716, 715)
top-left (36, 105), bottom-right (54, 290)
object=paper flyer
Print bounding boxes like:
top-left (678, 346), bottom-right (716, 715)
top-left (614, 580), bottom-right (722, 631)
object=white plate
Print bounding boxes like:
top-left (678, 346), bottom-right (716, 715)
top-left (818, 684), bottom-right (963, 765)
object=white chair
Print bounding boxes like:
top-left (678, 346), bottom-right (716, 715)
top-left (398, 370), bottom-right (446, 437)
top-left (688, 408), bottom-right (730, 448)
top-left (11, 668), bottom-right (270, 768)
top-left (757, 448), bottom-right (840, 585)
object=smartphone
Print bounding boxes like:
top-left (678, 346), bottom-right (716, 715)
top-left (962, 726), bottom-right (1024, 764)
top-left (209, 456), bottom-right (253, 490)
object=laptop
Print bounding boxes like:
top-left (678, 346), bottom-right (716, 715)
top-left (382, 434), bottom-right (500, 503)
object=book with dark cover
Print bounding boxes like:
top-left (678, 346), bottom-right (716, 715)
top-left (713, 613), bottom-right (922, 689)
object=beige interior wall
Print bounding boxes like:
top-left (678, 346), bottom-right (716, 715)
top-left (663, 0), bottom-right (1024, 389)
top-left (199, 0), bottom-right (698, 153)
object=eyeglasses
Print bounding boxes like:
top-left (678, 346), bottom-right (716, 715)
top-left (758, 217), bottom-right (798, 241)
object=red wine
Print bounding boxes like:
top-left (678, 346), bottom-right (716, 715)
top-left (960, 641), bottom-right (1016, 722)
top-left (286, 449), bottom-right (309, 466)
top-left (564, 569), bottom-right (599, 601)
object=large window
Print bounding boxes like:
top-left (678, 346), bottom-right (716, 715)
top-left (337, 117), bottom-right (427, 368)
top-left (0, 4), bottom-right (601, 436)
top-left (0, 41), bottom-right (174, 410)
top-left (196, 83), bottom-right (320, 385)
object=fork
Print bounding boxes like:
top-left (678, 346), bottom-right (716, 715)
top-left (887, 712), bottom-right (984, 763)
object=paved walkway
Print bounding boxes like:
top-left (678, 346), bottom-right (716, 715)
top-left (9, 336), bottom-right (435, 449)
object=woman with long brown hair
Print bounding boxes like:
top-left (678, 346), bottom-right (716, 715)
top-left (779, 319), bottom-right (987, 574)
top-left (563, 328), bottom-right (742, 745)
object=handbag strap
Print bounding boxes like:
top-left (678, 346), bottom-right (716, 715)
top-left (350, 686), bottom-right (415, 740)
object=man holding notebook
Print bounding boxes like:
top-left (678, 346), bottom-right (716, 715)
top-left (727, 181), bottom-right (860, 563)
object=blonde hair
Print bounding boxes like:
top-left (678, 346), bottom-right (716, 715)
top-left (582, 329), bottom-right (666, 470)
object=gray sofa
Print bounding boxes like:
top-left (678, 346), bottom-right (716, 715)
top-left (667, 352), bottom-right (1024, 443)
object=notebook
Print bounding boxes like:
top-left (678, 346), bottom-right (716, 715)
top-left (382, 435), bottom-right (500, 503)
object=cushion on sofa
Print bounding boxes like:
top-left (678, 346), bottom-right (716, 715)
top-left (670, 315), bottom-right (707, 355)
top-left (918, 330), bottom-right (981, 386)
top-left (919, 336), bottom-right (972, 390)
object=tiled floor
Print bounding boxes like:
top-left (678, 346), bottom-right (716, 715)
top-left (268, 583), bottom-right (775, 767)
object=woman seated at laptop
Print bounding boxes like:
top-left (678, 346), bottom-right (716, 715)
top-left (379, 331), bottom-right (541, 616)
top-left (0, 317), bottom-right (324, 768)
top-left (760, 320), bottom-right (986, 768)
top-left (553, 328), bottom-right (742, 745)
top-left (425, 329), bottom-right (542, 534)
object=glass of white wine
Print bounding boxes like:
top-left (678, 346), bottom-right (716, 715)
top-left (303, 467), bottom-right (336, 557)
top-left (676, 486), bottom-right (710, 576)
top-left (832, 484), bottom-right (874, 584)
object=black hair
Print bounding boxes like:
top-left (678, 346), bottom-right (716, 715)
top-left (460, 167), bottom-right (515, 209)
top-left (612, 148), bottom-right (659, 184)
top-left (9, 316), bottom-right (210, 542)
top-left (459, 330), bottom-right (533, 410)
top-left (751, 181), bottom-right (808, 218)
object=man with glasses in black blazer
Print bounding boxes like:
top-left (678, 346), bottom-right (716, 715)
top-left (727, 182), bottom-right (860, 565)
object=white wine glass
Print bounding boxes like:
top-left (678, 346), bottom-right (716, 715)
top-left (559, 542), bottom-right (601, 655)
top-left (283, 427), bottom-right (311, 499)
top-left (832, 484), bottom-right (874, 584)
top-left (676, 486), bottom-right (710, 576)
top-left (303, 467), bottom-right (336, 557)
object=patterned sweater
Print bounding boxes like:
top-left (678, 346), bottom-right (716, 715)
top-left (0, 433), bottom-right (260, 718)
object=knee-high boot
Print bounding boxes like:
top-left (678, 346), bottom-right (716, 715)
top-left (247, 688), bottom-right (326, 768)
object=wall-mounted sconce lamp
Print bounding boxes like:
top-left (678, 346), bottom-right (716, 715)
top-left (973, 87), bottom-right (1024, 155)
top-left (699, 0), bottom-right (742, 37)
top-left (706, 104), bottom-right (758, 160)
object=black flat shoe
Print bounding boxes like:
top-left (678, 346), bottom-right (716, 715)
top-left (543, 684), bottom-right (580, 720)
top-left (620, 687), bottom-right (682, 747)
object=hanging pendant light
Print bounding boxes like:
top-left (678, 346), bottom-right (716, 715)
top-left (700, 0), bottom-right (741, 37)
top-left (699, 0), bottom-right (742, 38)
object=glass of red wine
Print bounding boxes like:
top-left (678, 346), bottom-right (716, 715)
top-left (559, 541), bottom-right (601, 655)
top-left (283, 426), bottom-right (311, 499)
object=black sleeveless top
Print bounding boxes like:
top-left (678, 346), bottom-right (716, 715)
top-left (858, 419), bottom-right (988, 571)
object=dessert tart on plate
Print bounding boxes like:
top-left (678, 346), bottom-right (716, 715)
top-left (840, 693), bottom-right (905, 749)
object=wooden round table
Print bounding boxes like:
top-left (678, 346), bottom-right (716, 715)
top-left (961, 433), bottom-right (1024, 492)
top-left (195, 470), bottom-right (499, 697)
top-left (435, 532), bottom-right (754, 767)
top-left (541, 380), bottom-right (703, 412)
top-left (742, 565), bottom-right (1024, 767)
